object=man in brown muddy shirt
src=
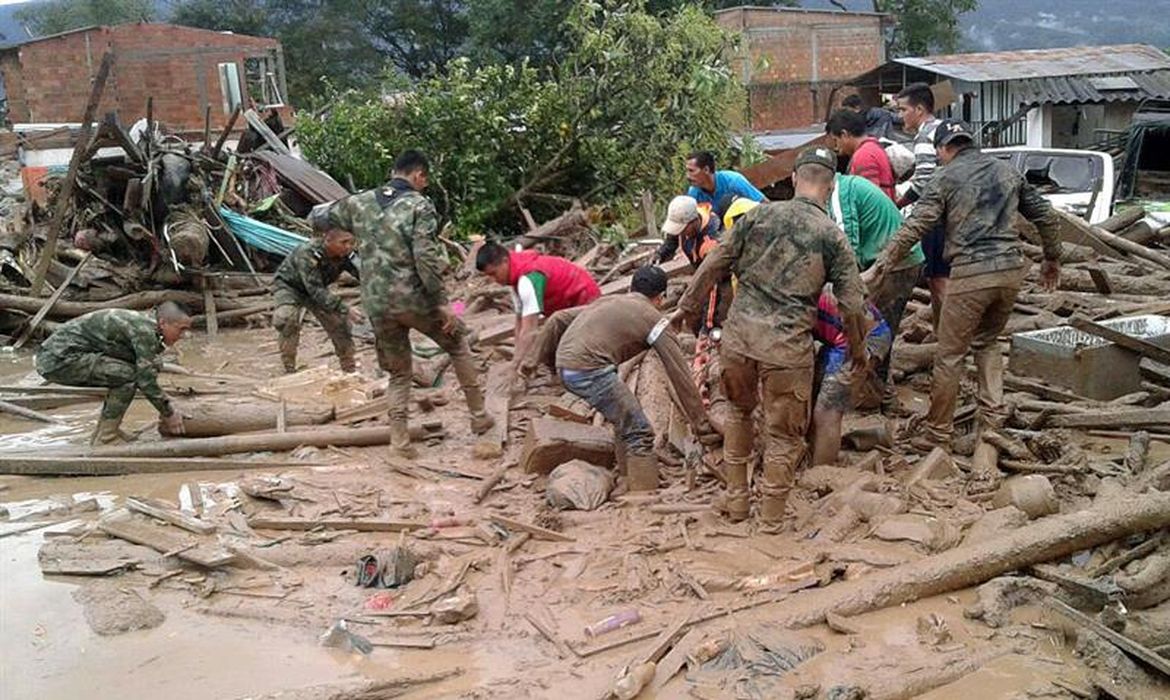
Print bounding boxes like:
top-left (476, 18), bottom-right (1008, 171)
top-left (527, 266), bottom-right (719, 491)
top-left (868, 120), bottom-right (1062, 453)
top-left (673, 146), bottom-right (868, 525)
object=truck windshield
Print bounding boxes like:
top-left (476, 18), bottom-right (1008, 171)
top-left (1021, 154), bottom-right (1099, 194)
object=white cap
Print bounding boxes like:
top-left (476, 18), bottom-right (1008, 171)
top-left (661, 195), bottom-right (699, 236)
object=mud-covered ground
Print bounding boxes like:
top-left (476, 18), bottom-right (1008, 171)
top-left (2, 323), bottom-right (1169, 700)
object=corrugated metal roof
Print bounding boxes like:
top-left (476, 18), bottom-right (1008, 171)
top-left (897, 44), bottom-right (1170, 83)
top-left (738, 129), bottom-right (824, 153)
top-left (1013, 71), bottom-right (1170, 106)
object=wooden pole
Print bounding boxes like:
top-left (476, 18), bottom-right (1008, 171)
top-left (28, 53), bottom-right (113, 295)
top-left (12, 252), bottom-right (91, 349)
top-left (210, 105), bottom-right (242, 159)
top-left (0, 399), bottom-right (61, 424)
top-left (0, 456), bottom-right (324, 477)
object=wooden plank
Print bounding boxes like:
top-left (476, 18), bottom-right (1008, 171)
top-left (203, 286), bottom-right (218, 339)
top-left (1087, 267), bottom-right (1113, 295)
top-left (0, 456), bottom-right (323, 477)
top-left (1046, 597), bottom-right (1170, 679)
top-left (524, 609), bottom-right (574, 659)
top-left (489, 514), bottom-right (575, 542)
top-left (473, 363), bottom-right (511, 459)
top-left (1049, 408), bottom-right (1170, 430)
top-left (243, 109), bottom-right (291, 155)
top-left (13, 252), bottom-right (91, 349)
top-left (0, 394), bottom-right (99, 410)
top-left (29, 53), bottom-right (113, 295)
top-left (247, 516), bottom-right (424, 532)
top-left (651, 627), bottom-right (705, 691)
top-left (1070, 316), bottom-right (1170, 368)
top-left (1139, 358), bottom-right (1170, 388)
top-left (126, 496), bottom-right (216, 535)
top-left (1004, 374), bottom-right (1098, 405)
top-left (99, 511), bottom-right (234, 568)
top-left (0, 384), bottom-right (106, 396)
top-left (210, 105), bottom-right (242, 159)
top-left (368, 637), bottom-right (437, 649)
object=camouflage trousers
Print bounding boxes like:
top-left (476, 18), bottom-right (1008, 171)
top-left (371, 309), bottom-right (484, 424)
top-left (273, 286), bottom-right (354, 373)
top-left (720, 347), bottom-right (814, 523)
top-left (36, 351), bottom-right (140, 421)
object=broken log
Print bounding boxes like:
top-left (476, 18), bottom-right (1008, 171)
top-left (16, 426), bottom-right (400, 460)
top-left (0, 399), bottom-right (61, 424)
top-left (210, 105), bottom-right (242, 159)
top-left (750, 490), bottom-right (1170, 630)
top-left (173, 399), bottom-right (334, 438)
top-left (1100, 207), bottom-right (1146, 233)
top-left (518, 206), bottom-right (590, 248)
top-left (0, 456), bottom-right (319, 477)
top-left (0, 290), bottom-right (238, 320)
top-left (1049, 409), bottom-right (1170, 430)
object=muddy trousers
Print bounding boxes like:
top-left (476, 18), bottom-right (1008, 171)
top-left (273, 296), bottom-right (355, 373)
top-left (720, 347), bottom-right (814, 523)
top-left (561, 366), bottom-right (655, 457)
top-left (36, 352), bottom-right (140, 421)
top-left (870, 263), bottom-right (921, 382)
top-left (372, 310), bottom-right (484, 424)
top-left (926, 280), bottom-right (1020, 445)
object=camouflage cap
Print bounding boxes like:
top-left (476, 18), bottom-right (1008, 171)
top-left (794, 146), bottom-right (838, 173)
top-left (308, 202), bottom-right (343, 233)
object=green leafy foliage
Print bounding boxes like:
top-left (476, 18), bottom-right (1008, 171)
top-left (871, 0), bottom-right (979, 55)
top-left (299, 1), bottom-right (746, 238)
top-left (16, 0), bottom-right (155, 35)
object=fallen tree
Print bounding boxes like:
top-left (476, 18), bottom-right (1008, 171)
top-left (761, 491), bottom-right (1170, 629)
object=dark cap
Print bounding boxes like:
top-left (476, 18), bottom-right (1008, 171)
top-left (631, 265), bottom-right (668, 298)
top-left (934, 119), bottom-right (975, 148)
top-left (794, 146), bottom-right (838, 173)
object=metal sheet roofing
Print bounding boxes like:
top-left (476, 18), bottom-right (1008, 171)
top-left (897, 44), bottom-right (1170, 83)
top-left (1013, 71), bottom-right (1170, 106)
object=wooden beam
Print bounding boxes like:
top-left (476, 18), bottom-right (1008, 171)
top-left (211, 105), bottom-right (242, 159)
top-left (243, 109), bottom-right (290, 155)
top-left (0, 456), bottom-right (323, 477)
top-left (1046, 597), bottom-right (1170, 679)
top-left (489, 514), bottom-right (575, 542)
top-left (29, 53), bottom-right (113, 295)
top-left (473, 363), bottom-right (511, 459)
top-left (0, 399), bottom-right (61, 424)
top-left (13, 252), bottom-right (91, 349)
top-left (247, 517), bottom-right (424, 532)
top-left (1070, 315), bottom-right (1170, 368)
top-left (126, 496), bottom-right (216, 535)
top-left (1049, 408), bottom-right (1170, 430)
top-left (99, 510), bottom-right (234, 568)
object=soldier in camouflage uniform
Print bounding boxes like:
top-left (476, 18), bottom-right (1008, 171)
top-left (673, 147), bottom-right (868, 525)
top-left (312, 150), bottom-right (493, 459)
top-left (35, 302), bottom-right (192, 443)
top-left (868, 120), bottom-right (1062, 453)
top-left (273, 230), bottom-right (361, 373)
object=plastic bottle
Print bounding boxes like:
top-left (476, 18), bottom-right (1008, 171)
top-left (584, 609), bottom-right (641, 637)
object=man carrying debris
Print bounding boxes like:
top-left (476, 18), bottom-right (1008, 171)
top-left (895, 83), bottom-right (949, 328)
top-left (528, 266), bottom-right (719, 491)
top-left (314, 150), bottom-right (493, 459)
top-left (273, 229), bottom-right (361, 374)
top-left (475, 241), bottom-right (600, 382)
top-left (673, 147), bottom-right (868, 524)
top-left (35, 302), bottom-right (192, 443)
top-left (867, 120), bottom-right (1062, 453)
top-left (685, 151), bottom-right (765, 208)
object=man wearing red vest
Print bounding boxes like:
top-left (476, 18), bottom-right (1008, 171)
top-left (476, 242), bottom-right (601, 381)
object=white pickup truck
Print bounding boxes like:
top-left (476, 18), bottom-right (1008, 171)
top-left (985, 147), bottom-right (1115, 225)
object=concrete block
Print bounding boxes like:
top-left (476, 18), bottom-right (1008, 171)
top-left (519, 417), bottom-right (615, 475)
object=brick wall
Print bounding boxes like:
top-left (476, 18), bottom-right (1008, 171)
top-left (717, 7), bottom-right (889, 131)
top-left (1, 23), bottom-right (284, 134)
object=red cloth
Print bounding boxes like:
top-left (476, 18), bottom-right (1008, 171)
top-left (508, 250), bottom-right (601, 314)
top-left (849, 137), bottom-right (896, 201)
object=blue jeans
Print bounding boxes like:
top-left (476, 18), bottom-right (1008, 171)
top-left (560, 366), bottom-right (654, 456)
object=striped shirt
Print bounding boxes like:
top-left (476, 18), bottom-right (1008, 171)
top-left (908, 117), bottom-right (942, 198)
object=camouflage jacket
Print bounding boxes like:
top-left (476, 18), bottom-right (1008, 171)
top-left (273, 238), bottom-right (359, 314)
top-left (38, 309), bottom-right (172, 416)
top-left (326, 178), bottom-right (446, 320)
top-left (879, 147), bottom-right (1062, 282)
top-left (678, 196), bottom-right (866, 368)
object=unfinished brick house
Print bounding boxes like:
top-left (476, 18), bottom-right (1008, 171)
top-left (0, 22), bottom-right (287, 135)
top-left (717, 6), bottom-right (892, 131)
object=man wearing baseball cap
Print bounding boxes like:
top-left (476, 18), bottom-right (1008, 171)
top-left (867, 119), bottom-right (1063, 455)
top-left (672, 146), bottom-right (868, 525)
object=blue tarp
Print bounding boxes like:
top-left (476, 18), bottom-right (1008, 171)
top-left (218, 206), bottom-right (308, 257)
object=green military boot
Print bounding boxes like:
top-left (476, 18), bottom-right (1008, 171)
top-left (91, 417), bottom-right (136, 445)
top-left (388, 420), bottom-right (418, 460)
